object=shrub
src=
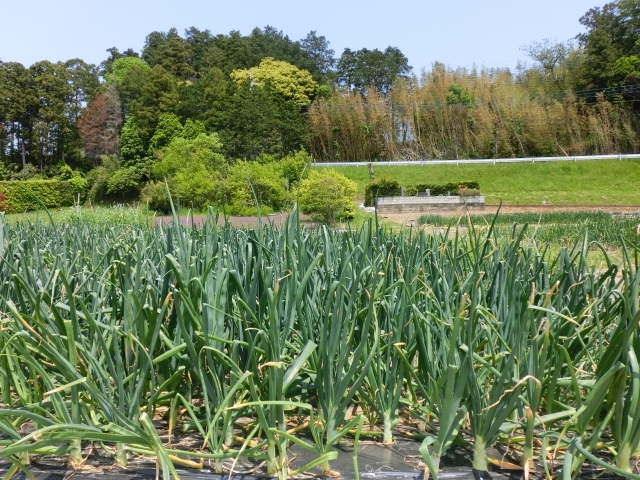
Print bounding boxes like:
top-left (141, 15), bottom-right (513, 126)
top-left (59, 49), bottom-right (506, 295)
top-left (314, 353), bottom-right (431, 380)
top-left (153, 133), bottom-right (226, 180)
top-left (278, 150), bottom-right (312, 190)
top-left (364, 178), bottom-right (402, 207)
top-left (220, 161), bottom-right (290, 213)
top-left (151, 133), bottom-right (225, 209)
top-left (456, 187), bottom-right (481, 197)
top-left (225, 204), bottom-right (274, 216)
top-left (0, 180), bottom-right (87, 213)
top-left (86, 155), bottom-right (117, 203)
top-left (173, 165), bottom-right (217, 209)
top-left (106, 165), bottom-right (145, 196)
top-left (10, 164), bottom-right (41, 181)
top-left (298, 169), bottom-right (356, 224)
top-left (0, 162), bottom-right (11, 180)
top-left (141, 181), bottom-right (172, 214)
top-left (406, 181), bottom-right (480, 197)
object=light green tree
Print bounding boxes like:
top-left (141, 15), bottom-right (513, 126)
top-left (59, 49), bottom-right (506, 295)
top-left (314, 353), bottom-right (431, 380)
top-left (119, 117), bottom-right (145, 165)
top-left (222, 161), bottom-right (290, 214)
top-left (611, 55), bottom-right (640, 85)
top-left (152, 133), bottom-right (226, 208)
top-left (107, 57), bottom-right (151, 84)
top-left (148, 113), bottom-right (183, 153)
top-left (230, 57), bottom-right (318, 105)
top-left (298, 169), bottom-right (356, 224)
top-left (277, 150), bottom-right (312, 190)
top-left (445, 84), bottom-right (474, 107)
top-left (182, 118), bottom-right (207, 139)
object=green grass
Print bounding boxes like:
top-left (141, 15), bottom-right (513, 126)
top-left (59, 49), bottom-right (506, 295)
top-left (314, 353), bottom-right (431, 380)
top-left (417, 211), bottom-right (640, 268)
top-left (5, 205), bottom-right (153, 227)
top-left (328, 159), bottom-right (640, 205)
top-left (4, 207), bottom-right (69, 224)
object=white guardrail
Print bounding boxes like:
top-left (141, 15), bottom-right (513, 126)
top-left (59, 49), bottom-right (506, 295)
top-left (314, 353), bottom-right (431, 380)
top-left (312, 153), bottom-right (640, 167)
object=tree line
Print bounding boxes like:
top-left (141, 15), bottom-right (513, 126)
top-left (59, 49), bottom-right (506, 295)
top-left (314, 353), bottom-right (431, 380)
top-left (0, 0), bottom-right (639, 192)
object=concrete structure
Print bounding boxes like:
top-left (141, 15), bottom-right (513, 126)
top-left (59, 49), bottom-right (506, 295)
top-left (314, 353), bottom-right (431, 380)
top-left (376, 195), bottom-right (485, 214)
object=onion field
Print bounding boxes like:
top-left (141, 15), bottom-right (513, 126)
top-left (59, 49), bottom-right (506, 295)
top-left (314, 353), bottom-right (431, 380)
top-left (418, 211), bottom-right (640, 251)
top-left (1, 209), bottom-right (640, 480)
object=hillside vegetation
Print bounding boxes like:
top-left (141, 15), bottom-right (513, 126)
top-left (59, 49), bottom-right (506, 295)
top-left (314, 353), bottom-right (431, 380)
top-left (1, 0), bottom-right (640, 212)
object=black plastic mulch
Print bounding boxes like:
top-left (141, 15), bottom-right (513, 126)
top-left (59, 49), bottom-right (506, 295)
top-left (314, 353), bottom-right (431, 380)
top-left (0, 439), bottom-right (518, 480)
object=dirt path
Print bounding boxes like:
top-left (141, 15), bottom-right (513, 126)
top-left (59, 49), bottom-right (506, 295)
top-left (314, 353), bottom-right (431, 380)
top-left (155, 205), bottom-right (640, 230)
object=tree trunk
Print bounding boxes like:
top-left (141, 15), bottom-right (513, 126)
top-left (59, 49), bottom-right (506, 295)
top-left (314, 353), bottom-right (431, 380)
top-left (20, 136), bottom-right (26, 169)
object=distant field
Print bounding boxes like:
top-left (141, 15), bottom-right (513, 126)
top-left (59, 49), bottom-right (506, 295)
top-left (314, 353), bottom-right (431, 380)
top-left (325, 159), bottom-right (640, 205)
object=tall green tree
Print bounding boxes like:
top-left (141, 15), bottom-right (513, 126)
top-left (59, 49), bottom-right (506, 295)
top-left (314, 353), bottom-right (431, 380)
top-left (142, 28), bottom-right (195, 80)
top-left (148, 113), bottom-right (183, 152)
top-left (230, 57), bottom-right (318, 104)
top-left (175, 67), bottom-right (227, 121)
top-left (300, 31), bottom-right (336, 81)
top-left (63, 59), bottom-right (100, 164)
top-left (182, 119), bottom-right (207, 139)
top-left (576, 0), bottom-right (640, 89)
top-left (119, 117), bottom-right (145, 166)
top-left (64, 59), bottom-right (100, 124)
top-left (0, 61), bottom-right (36, 168)
top-left (184, 27), bottom-right (220, 77)
top-left (111, 57), bottom-right (152, 119)
top-left (337, 46), bottom-right (411, 94)
top-left (100, 47), bottom-right (140, 78)
top-left (29, 61), bottom-right (74, 169)
top-left (214, 79), bottom-right (308, 159)
top-left (108, 56), bottom-right (151, 84)
top-left (127, 65), bottom-right (179, 143)
top-left (246, 26), bottom-right (310, 70)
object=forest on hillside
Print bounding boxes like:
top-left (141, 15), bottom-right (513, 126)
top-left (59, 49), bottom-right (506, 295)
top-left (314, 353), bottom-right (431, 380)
top-left (1, 0), bottom-right (640, 209)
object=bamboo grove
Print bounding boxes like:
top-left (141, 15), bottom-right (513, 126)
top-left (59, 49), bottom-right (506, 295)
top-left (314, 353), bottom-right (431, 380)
top-left (308, 67), bottom-right (640, 162)
top-left (2, 209), bottom-right (640, 480)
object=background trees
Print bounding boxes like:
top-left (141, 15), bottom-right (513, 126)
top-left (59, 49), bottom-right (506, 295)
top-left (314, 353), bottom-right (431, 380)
top-left (0, 59), bottom-right (100, 172)
top-left (3, 1), bottom-right (640, 203)
top-left (336, 47), bottom-right (412, 94)
top-left (576, 0), bottom-right (640, 90)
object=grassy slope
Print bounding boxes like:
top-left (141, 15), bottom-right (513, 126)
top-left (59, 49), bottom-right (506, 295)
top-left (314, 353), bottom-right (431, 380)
top-left (328, 159), bottom-right (640, 205)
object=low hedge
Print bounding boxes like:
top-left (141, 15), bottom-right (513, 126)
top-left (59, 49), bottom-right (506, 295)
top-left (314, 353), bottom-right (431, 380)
top-left (365, 180), bottom-right (481, 206)
top-left (0, 179), bottom-right (86, 213)
top-left (364, 179), bottom-right (402, 207)
top-left (406, 181), bottom-right (480, 197)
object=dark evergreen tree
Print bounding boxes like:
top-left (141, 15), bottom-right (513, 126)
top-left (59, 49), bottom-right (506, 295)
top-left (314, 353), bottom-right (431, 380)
top-left (142, 28), bottom-right (195, 80)
top-left (213, 80), bottom-right (308, 159)
top-left (337, 46), bottom-right (411, 94)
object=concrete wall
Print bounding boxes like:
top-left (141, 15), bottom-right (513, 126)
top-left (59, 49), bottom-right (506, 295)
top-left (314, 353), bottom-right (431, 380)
top-left (376, 195), bottom-right (485, 214)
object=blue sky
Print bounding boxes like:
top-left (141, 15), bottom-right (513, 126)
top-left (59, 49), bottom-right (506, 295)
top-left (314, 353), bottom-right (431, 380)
top-left (1, 0), bottom-right (603, 72)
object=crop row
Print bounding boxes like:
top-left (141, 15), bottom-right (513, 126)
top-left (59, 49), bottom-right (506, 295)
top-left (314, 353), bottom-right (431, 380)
top-left (418, 211), bottom-right (640, 250)
top-left (1, 210), bottom-right (639, 480)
